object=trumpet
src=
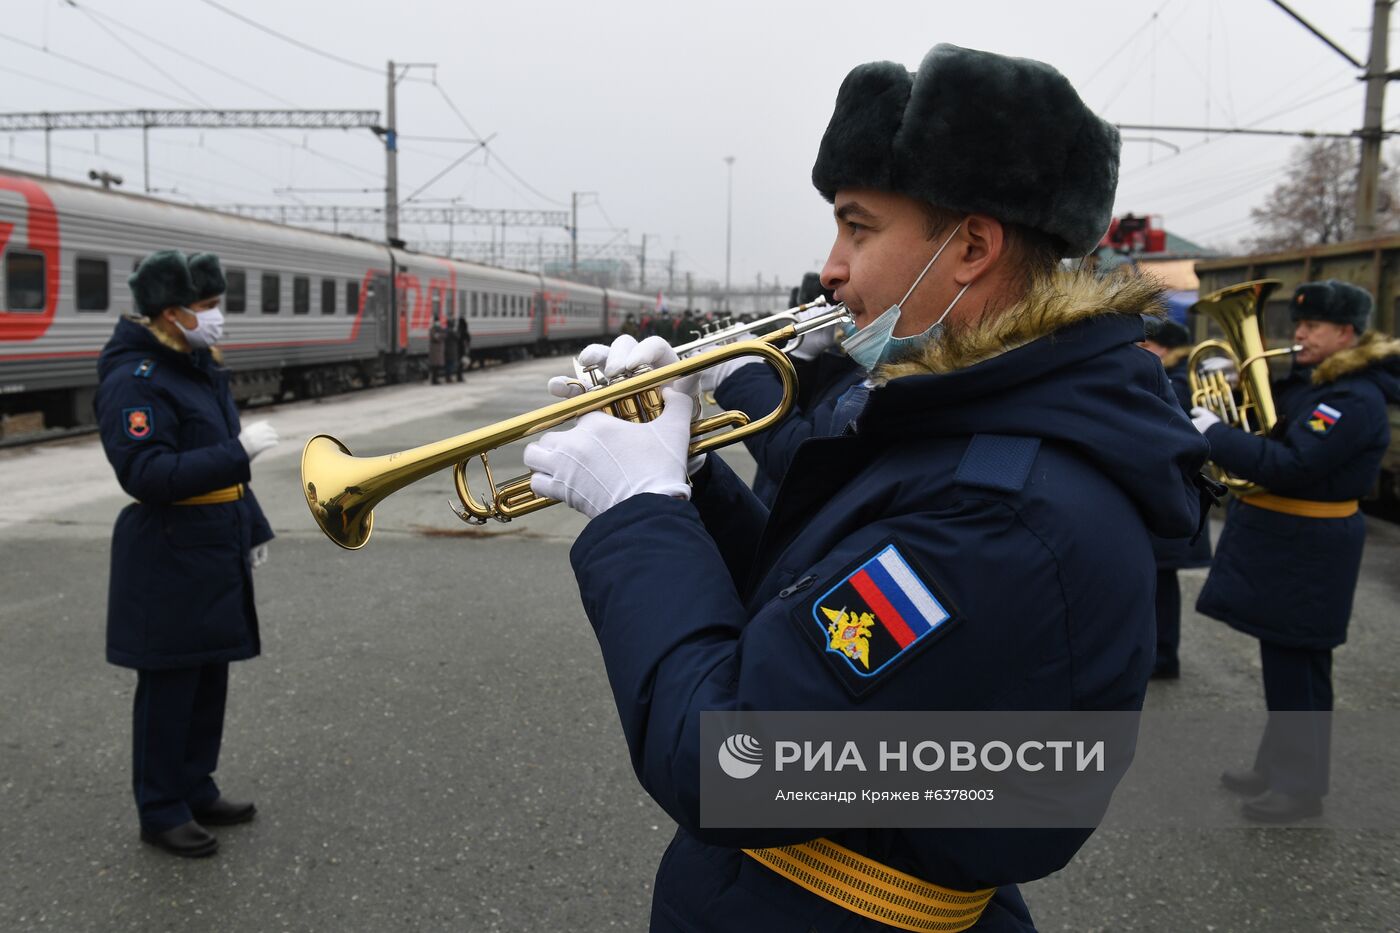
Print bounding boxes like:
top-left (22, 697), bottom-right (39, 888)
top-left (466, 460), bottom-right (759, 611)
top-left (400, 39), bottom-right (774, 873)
top-left (301, 300), bottom-right (852, 549)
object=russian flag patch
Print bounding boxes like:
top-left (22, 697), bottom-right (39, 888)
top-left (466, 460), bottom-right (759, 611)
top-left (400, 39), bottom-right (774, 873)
top-left (811, 544), bottom-right (952, 679)
top-left (1307, 402), bottom-right (1342, 434)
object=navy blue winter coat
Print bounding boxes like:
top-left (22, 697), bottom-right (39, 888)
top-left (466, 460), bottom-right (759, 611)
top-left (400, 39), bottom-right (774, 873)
top-left (716, 349), bottom-right (864, 506)
top-left (1150, 354), bottom-right (1213, 570)
top-left (1196, 334), bottom-right (1400, 649)
top-left (568, 274), bottom-right (1207, 931)
top-left (95, 316), bottom-right (273, 670)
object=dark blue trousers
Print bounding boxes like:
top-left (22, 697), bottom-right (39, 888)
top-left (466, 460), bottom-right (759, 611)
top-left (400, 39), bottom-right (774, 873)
top-left (1154, 568), bottom-right (1180, 673)
top-left (1254, 641), bottom-right (1333, 798)
top-left (132, 664), bottom-right (228, 831)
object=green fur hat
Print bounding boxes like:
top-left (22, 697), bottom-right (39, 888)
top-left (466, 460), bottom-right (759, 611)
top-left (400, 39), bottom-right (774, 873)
top-left (188, 252), bottom-right (227, 300)
top-left (1291, 280), bottom-right (1372, 332)
top-left (811, 43), bottom-right (1120, 256)
top-left (1143, 316), bottom-right (1190, 348)
top-left (127, 250), bottom-right (197, 318)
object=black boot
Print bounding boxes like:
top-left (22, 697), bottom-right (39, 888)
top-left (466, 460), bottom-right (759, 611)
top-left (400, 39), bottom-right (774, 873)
top-left (191, 796), bottom-right (257, 826)
top-left (1220, 768), bottom-right (1269, 796)
top-left (1243, 791), bottom-right (1323, 823)
top-left (141, 820), bottom-right (218, 858)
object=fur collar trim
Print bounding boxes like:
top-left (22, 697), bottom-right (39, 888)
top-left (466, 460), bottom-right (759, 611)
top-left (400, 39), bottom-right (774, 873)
top-left (1312, 331), bottom-right (1400, 384)
top-left (879, 269), bottom-right (1165, 380)
top-left (124, 313), bottom-right (224, 364)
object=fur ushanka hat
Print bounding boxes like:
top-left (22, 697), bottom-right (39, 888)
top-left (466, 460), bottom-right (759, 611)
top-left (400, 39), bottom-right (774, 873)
top-left (128, 250), bottom-right (198, 318)
top-left (811, 43), bottom-right (1120, 257)
top-left (1291, 280), bottom-right (1373, 332)
top-left (188, 252), bottom-right (227, 301)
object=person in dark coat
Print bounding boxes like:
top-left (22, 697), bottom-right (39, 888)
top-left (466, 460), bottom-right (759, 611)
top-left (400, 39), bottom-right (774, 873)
top-left (95, 251), bottom-right (279, 858)
top-left (652, 309), bottom-right (675, 345)
top-left (1193, 279), bottom-right (1400, 822)
top-left (523, 44), bottom-right (1208, 931)
top-left (620, 313), bottom-right (641, 339)
top-left (455, 312), bottom-right (471, 375)
top-left (444, 313), bottom-right (461, 383)
top-left (1138, 316), bottom-right (1212, 678)
top-left (428, 314), bottom-right (447, 384)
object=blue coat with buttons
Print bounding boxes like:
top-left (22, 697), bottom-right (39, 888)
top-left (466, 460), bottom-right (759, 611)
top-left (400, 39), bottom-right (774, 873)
top-left (1196, 335), bottom-right (1400, 649)
top-left (95, 316), bottom-right (273, 670)
top-left (567, 281), bottom-right (1208, 931)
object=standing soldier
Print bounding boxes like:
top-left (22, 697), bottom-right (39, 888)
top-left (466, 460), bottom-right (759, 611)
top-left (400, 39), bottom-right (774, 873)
top-left (1194, 280), bottom-right (1400, 822)
top-left (428, 314), bottom-right (447, 385)
top-left (525, 43), bottom-right (1208, 930)
top-left (456, 311), bottom-right (471, 376)
top-left (1138, 316), bottom-right (1211, 678)
top-left (620, 313), bottom-right (641, 339)
top-left (444, 312), bottom-right (461, 384)
top-left (95, 251), bottom-right (279, 857)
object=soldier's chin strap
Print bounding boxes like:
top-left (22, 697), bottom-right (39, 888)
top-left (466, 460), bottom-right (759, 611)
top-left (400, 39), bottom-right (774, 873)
top-left (1190, 472), bottom-right (1228, 545)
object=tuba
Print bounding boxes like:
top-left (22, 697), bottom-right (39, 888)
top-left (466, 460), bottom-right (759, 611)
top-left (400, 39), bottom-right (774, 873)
top-left (1187, 279), bottom-right (1299, 494)
top-left (301, 299), bottom-right (851, 549)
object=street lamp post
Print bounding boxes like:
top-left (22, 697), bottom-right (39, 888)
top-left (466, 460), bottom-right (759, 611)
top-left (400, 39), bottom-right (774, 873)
top-left (724, 155), bottom-right (735, 313)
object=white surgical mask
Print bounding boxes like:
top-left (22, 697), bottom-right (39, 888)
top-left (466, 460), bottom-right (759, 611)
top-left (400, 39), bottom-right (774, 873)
top-left (840, 222), bottom-right (970, 370)
top-left (178, 304), bottom-right (225, 350)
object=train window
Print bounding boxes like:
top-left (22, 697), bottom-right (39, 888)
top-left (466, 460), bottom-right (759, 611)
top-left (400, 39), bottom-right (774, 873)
top-left (261, 273), bottom-right (280, 314)
top-left (320, 278), bottom-right (335, 315)
top-left (75, 257), bottom-right (109, 311)
top-left (432, 291), bottom-right (441, 320)
top-left (4, 250), bottom-right (45, 310)
top-left (293, 276), bottom-right (310, 314)
top-left (458, 290), bottom-right (465, 317)
top-left (346, 280), bottom-right (359, 315)
top-left (226, 270), bottom-right (247, 313)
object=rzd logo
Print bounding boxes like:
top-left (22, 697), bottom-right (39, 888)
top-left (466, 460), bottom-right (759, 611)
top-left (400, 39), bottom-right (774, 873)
top-left (718, 733), bottom-right (763, 780)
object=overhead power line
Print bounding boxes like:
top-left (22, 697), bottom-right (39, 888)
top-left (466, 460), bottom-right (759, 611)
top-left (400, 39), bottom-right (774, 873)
top-left (209, 204), bottom-right (571, 227)
top-left (197, 0), bottom-right (382, 75)
top-left (0, 110), bottom-right (380, 132)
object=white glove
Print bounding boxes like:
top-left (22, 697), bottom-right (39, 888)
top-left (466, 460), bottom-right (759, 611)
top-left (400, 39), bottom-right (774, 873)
top-left (524, 387), bottom-right (693, 519)
top-left (250, 543), bottom-right (269, 568)
top-left (1190, 406), bottom-right (1222, 434)
top-left (238, 420), bottom-right (279, 461)
top-left (788, 306), bottom-right (839, 361)
top-left (1198, 356), bottom-right (1238, 387)
top-left (548, 335), bottom-right (706, 474)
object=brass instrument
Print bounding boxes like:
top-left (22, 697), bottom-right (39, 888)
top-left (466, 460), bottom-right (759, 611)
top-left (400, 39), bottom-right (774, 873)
top-left (301, 299), bottom-right (852, 549)
top-left (1187, 279), bottom-right (1300, 494)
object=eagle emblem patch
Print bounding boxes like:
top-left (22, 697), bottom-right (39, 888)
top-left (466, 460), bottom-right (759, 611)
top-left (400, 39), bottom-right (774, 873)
top-left (1306, 402), bottom-right (1341, 435)
top-left (811, 544), bottom-right (951, 678)
top-left (123, 407), bottom-right (153, 440)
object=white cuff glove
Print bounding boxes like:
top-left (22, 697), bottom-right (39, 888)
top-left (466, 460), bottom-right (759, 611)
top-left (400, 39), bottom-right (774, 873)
top-left (524, 387), bottom-right (693, 519)
top-left (1198, 356), bottom-right (1238, 387)
top-left (1190, 406), bottom-right (1222, 434)
top-left (788, 305), bottom-right (839, 361)
top-left (238, 420), bottom-right (279, 461)
top-left (548, 335), bottom-right (706, 474)
top-left (250, 543), bottom-right (269, 568)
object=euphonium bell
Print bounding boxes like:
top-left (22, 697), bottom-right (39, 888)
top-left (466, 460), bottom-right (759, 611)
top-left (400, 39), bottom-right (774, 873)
top-left (301, 300), bottom-right (851, 549)
top-left (1187, 279), bottom-right (1300, 494)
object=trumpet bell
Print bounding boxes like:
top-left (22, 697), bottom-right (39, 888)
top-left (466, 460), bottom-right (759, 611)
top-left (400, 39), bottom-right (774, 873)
top-left (302, 434), bottom-right (376, 550)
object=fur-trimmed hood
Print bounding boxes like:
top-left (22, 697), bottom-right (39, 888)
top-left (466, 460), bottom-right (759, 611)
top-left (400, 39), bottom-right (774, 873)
top-left (1312, 331), bottom-right (1400, 397)
top-left (880, 269), bottom-right (1165, 379)
top-left (855, 269), bottom-right (1207, 539)
top-left (98, 315), bottom-right (225, 383)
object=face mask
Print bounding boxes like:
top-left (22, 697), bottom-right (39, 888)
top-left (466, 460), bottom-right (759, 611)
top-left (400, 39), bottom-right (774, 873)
top-left (177, 305), bottom-right (224, 350)
top-left (841, 222), bottom-right (971, 370)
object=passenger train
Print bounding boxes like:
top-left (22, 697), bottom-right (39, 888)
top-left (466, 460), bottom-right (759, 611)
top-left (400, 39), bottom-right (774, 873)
top-left (0, 169), bottom-right (651, 430)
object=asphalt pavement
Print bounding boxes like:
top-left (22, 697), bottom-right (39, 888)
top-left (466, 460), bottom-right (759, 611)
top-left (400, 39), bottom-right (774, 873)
top-left (1, 358), bottom-right (1396, 932)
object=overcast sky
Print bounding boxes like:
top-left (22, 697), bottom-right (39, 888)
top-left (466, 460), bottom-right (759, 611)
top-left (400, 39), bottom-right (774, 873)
top-left (0, 0), bottom-right (1388, 291)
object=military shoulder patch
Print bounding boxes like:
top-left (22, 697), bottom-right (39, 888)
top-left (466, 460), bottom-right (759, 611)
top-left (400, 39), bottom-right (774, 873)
top-left (132, 359), bottom-right (156, 378)
top-left (809, 543), bottom-right (954, 686)
top-left (1306, 402), bottom-right (1342, 435)
top-left (123, 406), bottom-right (153, 440)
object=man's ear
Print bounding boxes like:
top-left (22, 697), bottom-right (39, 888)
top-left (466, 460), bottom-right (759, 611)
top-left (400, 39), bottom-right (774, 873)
top-left (953, 214), bottom-right (1006, 286)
